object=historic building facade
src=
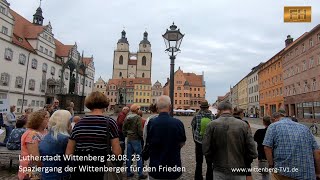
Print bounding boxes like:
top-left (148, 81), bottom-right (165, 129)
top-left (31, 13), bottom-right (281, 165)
top-left (112, 30), bottom-right (152, 79)
top-left (231, 84), bottom-right (239, 108)
top-left (134, 79), bottom-right (152, 110)
top-left (163, 67), bottom-right (206, 111)
top-left (282, 25), bottom-right (320, 121)
top-left (93, 77), bottom-right (107, 95)
top-left (0, 1), bottom-right (94, 113)
top-left (259, 49), bottom-right (284, 117)
top-left (151, 80), bottom-right (163, 104)
top-left (106, 78), bottom-right (151, 110)
top-left (238, 77), bottom-right (248, 113)
top-left (247, 63), bottom-right (263, 117)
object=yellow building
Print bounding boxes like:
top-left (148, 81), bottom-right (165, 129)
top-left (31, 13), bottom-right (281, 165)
top-left (133, 79), bottom-right (152, 111)
top-left (238, 77), bottom-right (248, 113)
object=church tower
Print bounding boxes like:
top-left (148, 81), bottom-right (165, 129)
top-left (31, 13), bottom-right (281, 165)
top-left (33, 6), bottom-right (44, 26)
top-left (137, 31), bottom-right (152, 78)
top-left (112, 30), bottom-right (130, 79)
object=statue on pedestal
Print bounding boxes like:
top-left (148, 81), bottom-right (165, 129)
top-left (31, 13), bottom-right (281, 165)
top-left (119, 94), bottom-right (123, 105)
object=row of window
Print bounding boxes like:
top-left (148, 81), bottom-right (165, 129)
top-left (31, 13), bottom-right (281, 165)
top-left (249, 95), bottom-right (259, 103)
top-left (0, 73), bottom-right (36, 90)
top-left (135, 99), bottom-right (150, 103)
top-left (177, 87), bottom-right (201, 91)
top-left (260, 74), bottom-right (282, 89)
top-left (0, 72), bottom-right (92, 89)
top-left (248, 85), bottom-right (259, 94)
top-left (152, 91), bottom-right (162, 96)
top-left (175, 93), bottom-right (202, 98)
top-left (260, 62), bottom-right (282, 77)
top-left (284, 55), bottom-right (320, 79)
top-left (119, 55), bottom-right (147, 66)
top-left (39, 46), bottom-right (53, 57)
top-left (248, 75), bottom-right (258, 84)
top-left (119, 72), bottom-right (146, 78)
top-left (135, 92), bottom-right (150, 96)
top-left (260, 88), bottom-right (283, 100)
top-left (286, 34), bottom-right (320, 60)
top-left (174, 100), bottom-right (201, 106)
top-left (284, 78), bottom-right (317, 96)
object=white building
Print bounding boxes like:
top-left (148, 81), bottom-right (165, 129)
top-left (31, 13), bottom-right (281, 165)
top-left (247, 63), bottom-right (263, 117)
top-left (0, 0), bottom-right (95, 113)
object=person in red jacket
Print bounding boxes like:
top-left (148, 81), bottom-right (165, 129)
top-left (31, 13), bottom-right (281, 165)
top-left (116, 107), bottom-right (129, 153)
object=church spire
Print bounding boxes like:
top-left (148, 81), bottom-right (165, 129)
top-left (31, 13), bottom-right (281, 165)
top-left (33, 0), bottom-right (44, 25)
top-left (140, 30), bottom-right (150, 45)
top-left (118, 29), bottom-right (129, 44)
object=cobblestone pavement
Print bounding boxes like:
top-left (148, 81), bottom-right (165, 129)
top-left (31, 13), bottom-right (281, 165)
top-left (0, 115), bottom-right (265, 180)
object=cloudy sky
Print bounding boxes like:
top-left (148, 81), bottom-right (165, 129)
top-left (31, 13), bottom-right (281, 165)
top-left (9, 0), bottom-right (320, 103)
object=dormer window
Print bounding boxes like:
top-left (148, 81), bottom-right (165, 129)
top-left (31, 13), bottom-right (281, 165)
top-left (4, 48), bottom-right (13, 60)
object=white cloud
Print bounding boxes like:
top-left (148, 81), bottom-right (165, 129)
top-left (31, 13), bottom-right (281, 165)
top-left (8, 0), bottom-right (320, 102)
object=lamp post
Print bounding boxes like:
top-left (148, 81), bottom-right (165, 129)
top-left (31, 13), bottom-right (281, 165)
top-left (162, 22), bottom-right (184, 117)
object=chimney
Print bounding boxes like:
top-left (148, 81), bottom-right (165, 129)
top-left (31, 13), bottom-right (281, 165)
top-left (285, 35), bottom-right (293, 47)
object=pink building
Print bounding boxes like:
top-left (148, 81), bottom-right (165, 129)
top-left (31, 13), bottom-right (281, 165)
top-left (282, 24), bottom-right (320, 122)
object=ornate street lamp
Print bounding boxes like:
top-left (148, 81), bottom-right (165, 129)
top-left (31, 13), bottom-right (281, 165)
top-left (162, 22), bottom-right (184, 116)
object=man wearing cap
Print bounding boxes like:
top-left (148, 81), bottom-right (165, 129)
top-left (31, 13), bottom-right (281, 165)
top-left (123, 104), bottom-right (147, 179)
top-left (264, 109), bottom-right (320, 180)
top-left (191, 100), bottom-right (215, 180)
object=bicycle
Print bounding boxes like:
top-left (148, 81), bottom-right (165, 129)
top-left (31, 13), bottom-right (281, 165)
top-left (310, 121), bottom-right (319, 135)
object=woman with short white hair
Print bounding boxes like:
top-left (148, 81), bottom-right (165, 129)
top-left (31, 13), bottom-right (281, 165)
top-left (39, 110), bottom-right (72, 180)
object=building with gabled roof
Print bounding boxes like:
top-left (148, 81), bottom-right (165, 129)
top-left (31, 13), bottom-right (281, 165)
top-left (163, 67), bottom-right (206, 111)
top-left (0, 0), bottom-right (95, 113)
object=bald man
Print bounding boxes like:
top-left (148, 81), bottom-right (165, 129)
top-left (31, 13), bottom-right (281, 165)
top-left (123, 104), bottom-right (147, 179)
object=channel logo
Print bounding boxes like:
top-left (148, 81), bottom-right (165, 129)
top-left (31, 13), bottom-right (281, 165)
top-left (284, 6), bottom-right (311, 23)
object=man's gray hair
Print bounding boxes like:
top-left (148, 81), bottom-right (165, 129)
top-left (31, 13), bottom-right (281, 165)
top-left (156, 95), bottom-right (171, 110)
top-left (217, 101), bottom-right (232, 111)
top-left (272, 112), bottom-right (281, 118)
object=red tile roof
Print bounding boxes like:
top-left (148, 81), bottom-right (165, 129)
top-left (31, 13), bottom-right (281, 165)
top-left (9, 9), bottom-right (88, 61)
top-left (10, 9), bottom-right (37, 52)
top-left (83, 57), bottom-right (93, 65)
top-left (184, 73), bottom-right (203, 87)
top-left (54, 39), bottom-right (73, 57)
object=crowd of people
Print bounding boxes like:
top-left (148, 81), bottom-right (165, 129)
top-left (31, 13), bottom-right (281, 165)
top-left (0, 92), bottom-right (319, 180)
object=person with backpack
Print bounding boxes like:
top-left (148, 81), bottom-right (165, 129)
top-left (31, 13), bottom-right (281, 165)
top-left (191, 100), bottom-right (215, 180)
